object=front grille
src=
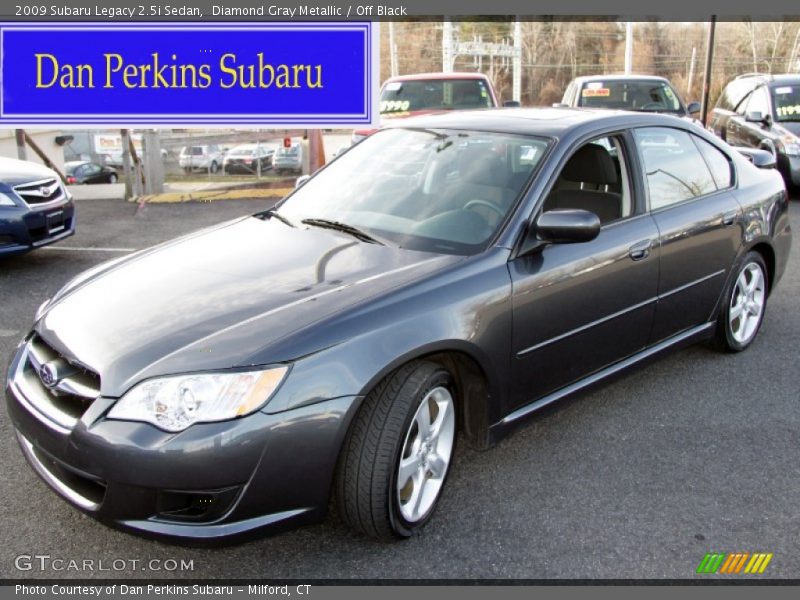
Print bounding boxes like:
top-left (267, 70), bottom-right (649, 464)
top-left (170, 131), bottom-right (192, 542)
top-left (11, 334), bottom-right (101, 431)
top-left (13, 178), bottom-right (64, 206)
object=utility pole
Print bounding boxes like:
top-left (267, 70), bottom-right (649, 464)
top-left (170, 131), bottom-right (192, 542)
top-left (701, 16), bottom-right (717, 127)
top-left (389, 21), bottom-right (398, 77)
top-left (624, 22), bottom-right (634, 75)
top-left (14, 129), bottom-right (26, 161)
top-left (687, 46), bottom-right (697, 98)
top-left (442, 19), bottom-right (453, 73)
top-left (513, 19), bottom-right (522, 103)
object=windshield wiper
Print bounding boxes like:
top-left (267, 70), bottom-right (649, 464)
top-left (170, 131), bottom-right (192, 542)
top-left (258, 208), bottom-right (295, 228)
top-left (301, 218), bottom-right (385, 245)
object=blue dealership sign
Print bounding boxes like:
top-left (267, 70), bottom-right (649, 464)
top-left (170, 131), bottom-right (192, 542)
top-left (0, 23), bottom-right (376, 125)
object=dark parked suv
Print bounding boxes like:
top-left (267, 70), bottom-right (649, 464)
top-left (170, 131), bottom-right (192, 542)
top-left (709, 73), bottom-right (800, 187)
top-left (0, 157), bottom-right (74, 257)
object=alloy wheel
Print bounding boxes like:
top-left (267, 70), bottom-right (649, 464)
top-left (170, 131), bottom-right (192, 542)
top-left (729, 262), bottom-right (766, 345)
top-left (396, 385), bottom-right (455, 523)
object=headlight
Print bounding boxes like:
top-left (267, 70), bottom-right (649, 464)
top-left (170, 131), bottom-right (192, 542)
top-left (0, 192), bottom-right (18, 207)
top-left (779, 134), bottom-right (800, 157)
top-left (107, 367), bottom-right (289, 432)
top-left (782, 143), bottom-right (800, 157)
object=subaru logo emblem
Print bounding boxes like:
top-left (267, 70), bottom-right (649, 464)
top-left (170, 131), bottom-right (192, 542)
top-left (39, 362), bottom-right (59, 388)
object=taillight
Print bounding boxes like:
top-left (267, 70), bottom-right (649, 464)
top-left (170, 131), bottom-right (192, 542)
top-left (66, 176), bottom-right (76, 184)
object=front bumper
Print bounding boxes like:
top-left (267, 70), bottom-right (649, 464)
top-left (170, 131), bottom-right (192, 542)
top-left (5, 337), bottom-right (358, 544)
top-left (777, 154), bottom-right (800, 187)
top-left (0, 199), bottom-right (75, 256)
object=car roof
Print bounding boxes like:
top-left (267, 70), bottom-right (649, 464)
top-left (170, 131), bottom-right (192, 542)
top-left (572, 74), bottom-right (670, 84)
top-left (766, 74), bottom-right (800, 85)
top-left (384, 72), bottom-right (490, 83)
top-left (382, 106), bottom-right (697, 138)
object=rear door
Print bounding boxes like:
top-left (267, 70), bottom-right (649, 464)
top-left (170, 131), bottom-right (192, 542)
top-left (633, 127), bottom-right (742, 343)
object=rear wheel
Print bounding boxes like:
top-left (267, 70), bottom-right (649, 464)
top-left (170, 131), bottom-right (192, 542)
top-left (336, 361), bottom-right (456, 540)
top-left (713, 251), bottom-right (768, 352)
top-left (108, 173), bottom-right (117, 184)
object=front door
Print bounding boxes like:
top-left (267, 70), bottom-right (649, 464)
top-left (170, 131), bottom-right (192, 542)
top-left (509, 134), bottom-right (659, 409)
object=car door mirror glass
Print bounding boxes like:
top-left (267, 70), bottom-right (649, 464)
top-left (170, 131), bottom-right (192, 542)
top-left (687, 101), bottom-right (701, 114)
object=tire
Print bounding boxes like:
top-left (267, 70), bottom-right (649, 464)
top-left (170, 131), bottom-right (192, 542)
top-left (183, 167), bottom-right (192, 174)
top-left (712, 251), bottom-right (768, 352)
top-left (108, 173), bottom-right (117, 184)
top-left (336, 361), bottom-right (457, 540)
top-left (210, 161), bottom-right (219, 174)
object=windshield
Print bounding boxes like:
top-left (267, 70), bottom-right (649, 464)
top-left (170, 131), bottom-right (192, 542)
top-left (772, 84), bottom-right (800, 121)
top-left (380, 79), bottom-right (494, 115)
top-left (276, 128), bottom-right (549, 255)
top-left (276, 146), bottom-right (299, 156)
top-left (577, 80), bottom-right (684, 113)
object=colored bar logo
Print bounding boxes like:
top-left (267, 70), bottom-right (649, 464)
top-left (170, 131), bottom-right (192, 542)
top-left (696, 552), bottom-right (773, 574)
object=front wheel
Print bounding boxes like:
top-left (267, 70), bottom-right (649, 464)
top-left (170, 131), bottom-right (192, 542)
top-left (336, 361), bottom-right (456, 540)
top-left (713, 251), bottom-right (768, 352)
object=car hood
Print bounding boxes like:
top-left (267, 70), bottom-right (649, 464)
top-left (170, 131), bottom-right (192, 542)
top-left (37, 216), bottom-right (458, 396)
top-left (776, 122), bottom-right (800, 137)
top-left (0, 156), bottom-right (59, 186)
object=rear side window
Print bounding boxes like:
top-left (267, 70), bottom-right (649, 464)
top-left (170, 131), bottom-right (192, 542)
top-left (634, 127), bottom-right (716, 210)
top-left (693, 137), bottom-right (734, 189)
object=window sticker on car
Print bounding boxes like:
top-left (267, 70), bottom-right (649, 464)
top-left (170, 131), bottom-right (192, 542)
top-left (385, 82), bottom-right (402, 92)
top-left (776, 104), bottom-right (800, 118)
top-left (583, 88), bottom-right (610, 97)
top-left (380, 100), bottom-right (411, 113)
top-left (664, 87), bottom-right (675, 99)
top-left (586, 81), bottom-right (604, 89)
top-left (775, 86), bottom-right (793, 95)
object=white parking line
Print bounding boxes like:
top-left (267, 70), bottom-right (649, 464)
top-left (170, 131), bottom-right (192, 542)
top-left (0, 329), bottom-right (19, 338)
top-left (42, 246), bottom-right (135, 253)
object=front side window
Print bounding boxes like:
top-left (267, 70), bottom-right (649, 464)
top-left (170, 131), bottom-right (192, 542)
top-left (277, 128), bottom-right (549, 255)
top-left (745, 86), bottom-right (770, 118)
top-left (634, 127), bottom-right (717, 210)
top-left (542, 135), bottom-right (633, 225)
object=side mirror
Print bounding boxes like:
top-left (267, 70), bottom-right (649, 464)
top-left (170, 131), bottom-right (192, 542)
top-left (295, 175), bottom-right (311, 188)
top-left (535, 209), bottom-right (601, 244)
top-left (503, 100), bottom-right (521, 108)
top-left (734, 147), bottom-right (777, 169)
top-left (745, 111), bottom-right (771, 127)
top-left (686, 101), bottom-right (701, 115)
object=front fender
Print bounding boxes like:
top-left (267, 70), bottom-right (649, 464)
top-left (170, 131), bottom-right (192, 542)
top-left (261, 252), bottom-right (514, 423)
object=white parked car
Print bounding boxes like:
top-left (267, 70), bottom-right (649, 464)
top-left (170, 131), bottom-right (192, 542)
top-left (179, 145), bottom-right (224, 173)
top-left (272, 143), bottom-right (304, 175)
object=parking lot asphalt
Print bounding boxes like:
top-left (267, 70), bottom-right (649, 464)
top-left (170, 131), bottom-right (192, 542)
top-left (1, 196), bottom-right (798, 580)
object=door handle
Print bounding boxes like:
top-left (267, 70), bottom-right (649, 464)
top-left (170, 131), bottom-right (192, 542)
top-left (722, 210), bottom-right (738, 226)
top-left (629, 239), bottom-right (653, 261)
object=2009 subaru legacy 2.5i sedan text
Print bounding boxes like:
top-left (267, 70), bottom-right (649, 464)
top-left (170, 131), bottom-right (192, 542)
top-left (6, 109), bottom-right (792, 543)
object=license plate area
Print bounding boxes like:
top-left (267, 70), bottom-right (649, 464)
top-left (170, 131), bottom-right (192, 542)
top-left (46, 210), bottom-right (65, 234)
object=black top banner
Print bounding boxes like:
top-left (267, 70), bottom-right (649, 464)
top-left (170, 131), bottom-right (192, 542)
top-left (1, 0), bottom-right (799, 21)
